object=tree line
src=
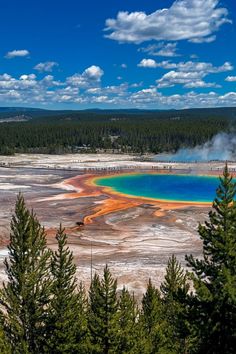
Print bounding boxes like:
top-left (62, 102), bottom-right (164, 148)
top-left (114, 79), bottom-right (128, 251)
top-left (0, 166), bottom-right (236, 353)
top-left (0, 112), bottom-right (231, 155)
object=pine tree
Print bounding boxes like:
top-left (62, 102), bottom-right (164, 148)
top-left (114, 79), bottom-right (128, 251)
top-left (75, 282), bottom-right (90, 353)
top-left (186, 165), bottom-right (236, 353)
top-left (88, 273), bottom-right (101, 354)
top-left (160, 255), bottom-right (191, 354)
top-left (0, 324), bottom-right (11, 354)
top-left (115, 287), bottom-right (139, 353)
top-left (0, 194), bottom-right (51, 353)
top-left (89, 265), bottom-right (118, 354)
top-left (45, 225), bottom-right (88, 353)
top-left (161, 255), bottom-right (189, 299)
top-left (141, 279), bottom-right (163, 354)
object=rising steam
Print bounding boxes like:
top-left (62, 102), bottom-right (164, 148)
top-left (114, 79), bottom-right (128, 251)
top-left (156, 132), bottom-right (236, 162)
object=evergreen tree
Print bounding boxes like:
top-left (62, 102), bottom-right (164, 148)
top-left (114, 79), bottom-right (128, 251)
top-left (0, 324), bottom-right (11, 354)
top-left (45, 225), bottom-right (88, 353)
top-left (141, 279), bottom-right (163, 354)
top-left (89, 265), bottom-right (118, 354)
top-left (161, 255), bottom-right (189, 299)
top-left (160, 255), bottom-right (191, 354)
top-left (75, 282), bottom-right (90, 353)
top-left (186, 165), bottom-right (236, 353)
top-left (88, 273), bottom-right (101, 354)
top-left (115, 287), bottom-right (139, 353)
top-left (0, 194), bottom-right (51, 353)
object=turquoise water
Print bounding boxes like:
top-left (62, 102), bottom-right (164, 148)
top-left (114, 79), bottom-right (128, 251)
top-left (95, 173), bottom-right (221, 203)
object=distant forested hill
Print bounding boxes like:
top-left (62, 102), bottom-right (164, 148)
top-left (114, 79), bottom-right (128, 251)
top-left (0, 107), bottom-right (235, 155)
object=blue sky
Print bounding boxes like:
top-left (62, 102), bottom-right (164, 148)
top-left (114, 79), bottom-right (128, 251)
top-left (0, 0), bottom-right (236, 109)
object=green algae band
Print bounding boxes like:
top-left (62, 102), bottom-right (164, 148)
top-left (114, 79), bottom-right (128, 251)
top-left (95, 173), bottom-right (222, 203)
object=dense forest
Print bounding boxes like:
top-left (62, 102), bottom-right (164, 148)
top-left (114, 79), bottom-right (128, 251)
top-left (0, 166), bottom-right (235, 353)
top-left (0, 107), bottom-right (236, 155)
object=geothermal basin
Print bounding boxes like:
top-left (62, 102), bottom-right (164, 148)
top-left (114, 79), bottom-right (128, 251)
top-left (0, 154), bottom-right (234, 296)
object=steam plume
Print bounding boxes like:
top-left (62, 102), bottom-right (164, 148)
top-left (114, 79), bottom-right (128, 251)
top-left (156, 132), bottom-right (236, 162)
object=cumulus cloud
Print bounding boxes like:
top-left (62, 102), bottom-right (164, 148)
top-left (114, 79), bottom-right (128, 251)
top-left (86, 83), bottom-right (128, 97)
top-left (105, 0), bottom-right (231, 44)
top-left (92, 95), bottom-right (110, 103)
top-left (84, 66), bottom-right (104, 80)
top-left (138, 59), bottom-right (182, 70)
top-left (138, 59), bottom-right (158, 68)
top-left (138, 43), bottom-right (179, 57)
top-left (0, 65), bottom-right (105, 105)
top-left (67, 65), bottom-right (104, 88)
top-left (164, 61), bottom-right (233, 73)
top-left (0, 72), bottom-right (63, 103)
top-left (34, 61), bottom-right (59, 72)
top-left (5, 49), bottom-right (30, 59)
top-left (157, 70), bottom-right (218, 88)
top-left (138, 58), bottom-right (233, 89)
top-left (0, 73), bottom-right (37, 90)
top-left (155, 60), bottom-right (233, 88)
top-left (184, 80), bottom-right (220, 89)
top-left (1, 63), bottom-right (236, 109)
top-left (129, 89), bottom-right (236, 109)
top-left (20, 74), bottom-right (36, 81)
top-left (138, 58), bottom-right (214, 71)
top-left (225, 76), bottom-right (236, 82)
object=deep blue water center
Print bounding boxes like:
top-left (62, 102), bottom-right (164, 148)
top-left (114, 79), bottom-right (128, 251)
top-left (95, 173), bottom-right (222, 203)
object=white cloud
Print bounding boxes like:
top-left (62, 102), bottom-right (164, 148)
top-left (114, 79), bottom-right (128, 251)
top-left (129, 89), bottom-right (236, 109)
top-left (156, 61), bottom-right (233, 88)
top-left (0, 66), bottom-right (104, 105)
top-left (168, 61), bottom-right (233, 73)
top-left (219, 92), bottom-right (236, 101)
top-left (225, 76), bottom-right (236, 82)
top-left (59, 95), bottom-right (72, 102)
top-left (184, 80), bottom-right (220, 89)
top-left (86, 83), bottom-right (128, 97)
top-left (20, 74), bottom-right (36, 81)
top-left (84, 65), bottom-right (104, 80)
top-left (67, 65), bottom-right (104, 88)
top-left (41, 75), bottom-right (61, 85)
top-left (157, 70), bottom-right (217, 88)
top-left (105, 0), bottom-right (231, 44)
top-left (138, 59), bottom-right (180, 70)
top-left (0, 72), bottom-right (63, 104)
top-left (86, 87), bottom-right (101, 94)
top-left (138, 59), bottom-right (158, 68)
top-left (34, 61), bottom-right (59, 72)
top-left (190, 35), bottom-right (216, 43)
top-left (92, 95), bottom-right (110, 103)
top-left (139, 43), bottom-right (179, 57)
top-left (5, 49), bottom-right (30, 59)
top-left (0, 64), bottom-right (235, 109)
top-left (154, 61), bottom-right (178, 70)
top-left (0, 73), bottom-right (37, 90)
top-left (138, 59), bottom-right (234, 84)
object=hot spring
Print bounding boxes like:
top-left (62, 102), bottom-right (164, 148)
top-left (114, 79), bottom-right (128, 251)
top-left (94, 173), bottom-right (222, 203)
